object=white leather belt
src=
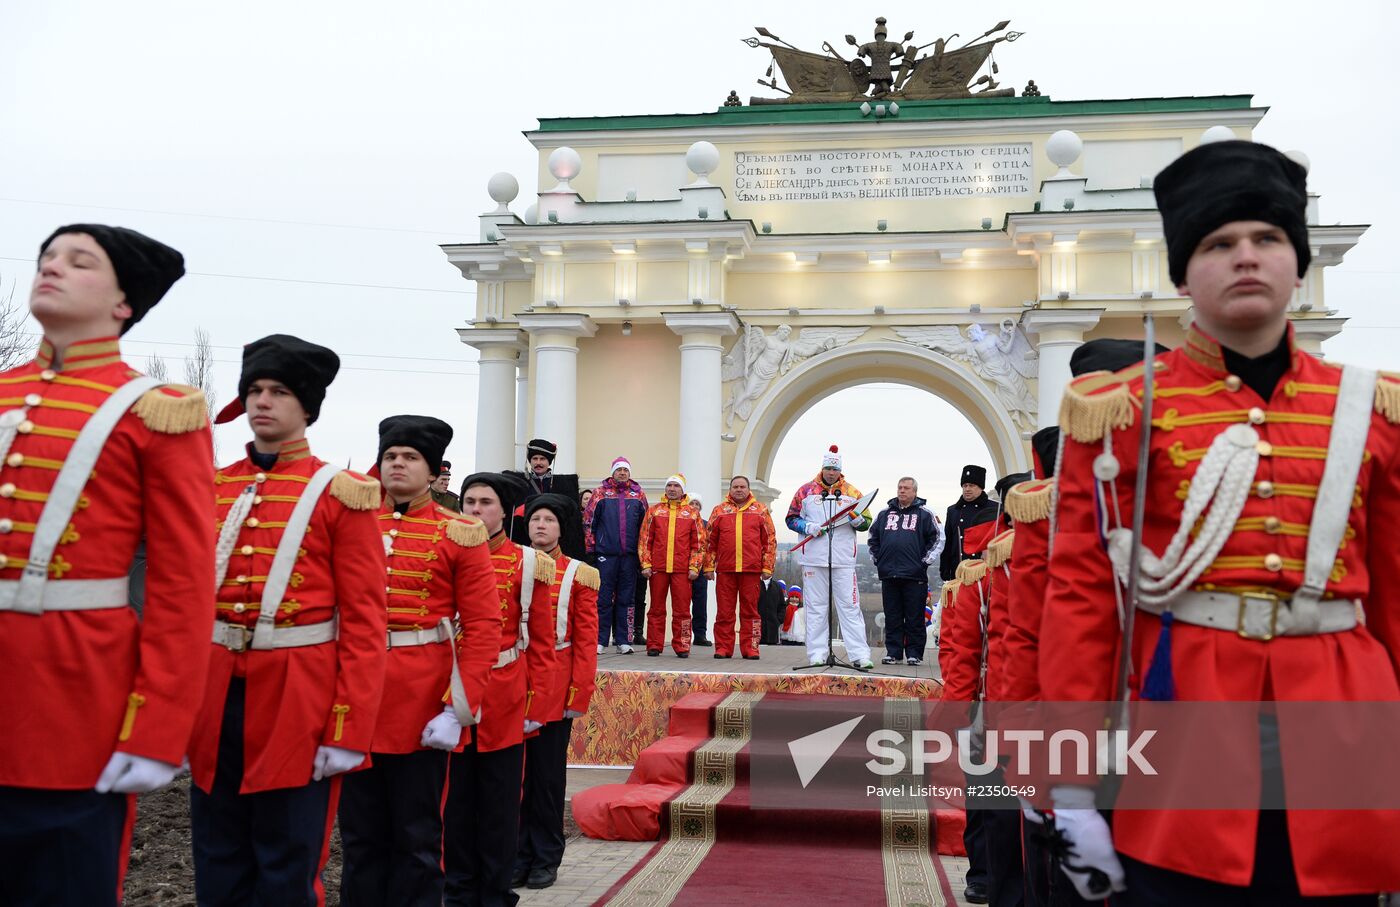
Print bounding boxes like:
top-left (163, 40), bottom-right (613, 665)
top-left (213, 616), bottom-right (337, 652)
top-left (493, 646), bottom-right (520, 669)
top-left (1142, 590), bottom-right (1359, 642)
top-left (388, 623), bottom-right (452, 649)
top-left (555, 640), bottom-right (572, 651)
top-left (0, 577), bottom-right (129, 612)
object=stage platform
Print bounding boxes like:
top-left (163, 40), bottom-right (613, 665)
top-left (567, 643), bottom-right (943, 766)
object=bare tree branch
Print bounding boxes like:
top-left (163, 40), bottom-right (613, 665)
top-left (0, 277), bottom-right (37, 372)
top-left (145, 354), bottom-right (170, 382)
top-left (182, 327), bottom-right (217, 426)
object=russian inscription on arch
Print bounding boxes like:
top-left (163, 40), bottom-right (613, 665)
top-left (733, 143), bottom-right (1033, 203)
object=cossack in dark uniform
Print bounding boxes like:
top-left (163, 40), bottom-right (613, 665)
top-left (0, 224), bottom-right (215, 907)
top-left (338, 416), bottom-right (502, 906)
top-left (940, 464), bottom-right (999, 582)
top-left (188, 335), bottom-right (388, 907)
top-left (444, 471), bottom-right (559, 907)
top-left (502, 438), bottom-right (585, 560)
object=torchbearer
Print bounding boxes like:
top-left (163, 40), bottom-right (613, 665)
top-left (706, 474), bottom-right (777, 659)
top-left (638, 472), bottom-right (703, 657)
top-left (514, 493), bottom-right (599, 891)
top-left (785, 445), bottom-right (874, 669)
top-left (0, 225), bottom-right (214, 907)
top-left (1042, 140), bottom-right (1400, 901)
top-left (444, 472), bottom-right (558, 907)
top-left (190, 334), bottom-right (388, 906)
top-left (337, 416), bottom-right (501, 906)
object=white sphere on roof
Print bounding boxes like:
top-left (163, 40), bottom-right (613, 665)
top-left (547, 147), bottom-right (582, 184)
top-left (523, 203), bottom-right (538, 225)
top-left (1045, 130), bottom-right (1082, 168)
top-left (1199, 125), bottom-right (1238, 145)
top-left (487, 172), bottom-right (519, 206)
top-left (686, 141), bottom-right (721, 178)
top-left (1285, 149), bottom-right (1311, 174)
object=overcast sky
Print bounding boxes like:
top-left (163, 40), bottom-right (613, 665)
top-left (2, 1), bottom-right (1396, 513)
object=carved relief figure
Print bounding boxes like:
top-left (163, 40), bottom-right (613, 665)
top-left (896, 320), bottom-right (1039, 429)
top-left (721, 325), bottom-right (867, 426)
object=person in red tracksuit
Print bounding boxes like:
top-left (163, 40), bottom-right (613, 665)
top-left (514, 493), bottom-right (600, 890)
top-left (704, 475), bottom-right (777, 660)
top-left (0, 225), bottom-right (214, 907)
top-left (445, 472), bottom-right (558, 907)
top-left (638, 472), bottom-right (703, 657)
top-left (191, 335), bottom-right (388, 907)
top-left (338, 416), bottom-right (501, 907)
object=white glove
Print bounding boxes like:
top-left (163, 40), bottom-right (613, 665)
top-left (806, 520), bottom-right (827, 537)
top-left (564, 709), bottom-right (584, 720)
top-left (524, 719), bottom-right (544, 734)
top-left (95, 752), bottom-right (180, 794)
top-left (1051, 786), bottom-right (1125, 901)
top-left (312, 745), bottom-right (365, 781)
top-left (420, 707), bottom-right (463, 751)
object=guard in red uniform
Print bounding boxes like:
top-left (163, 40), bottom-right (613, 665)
top-left (338, 416), bottom-right (501, 906)
top-left (0, 225), bottom-right (214, 907)
top-left (514, 493), bottom-right (599, 890)
top-left (638, 472), bottom-right (703, 657)
top-left (705, 475), bottom-right (777, 659)
top-left (1041, 141), bottom-right (1400, 903)
top-left (189, 335), bottom-right (387, 907)
top-left (445, 472), bottom-right (558, 907)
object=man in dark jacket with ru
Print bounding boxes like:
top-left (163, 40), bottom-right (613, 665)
top-left (869, 477), bottom-right (944, 665)
top-left (938, 464), bottom-right (999, 582)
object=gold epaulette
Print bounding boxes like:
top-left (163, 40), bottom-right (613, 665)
top-left (986, 530), bottom-right (1015, 569)
top-left (956, 559), bottom-right (988, 585)
top-left (329, 471), bottom-right (380, 510)
top-left (435, 503), bottom-right (463, 518)
top-left (1004, 478), bottom-right (1054, 524)
top-left (1376, 371), bottom-right (1400, 423)
top-left (533, 550), bottom-right (557, 584)
top-left (444, 516), bottom-right (488, 548)
top-left (1059, 370), bottom-right (1136, 443)
top-left (573, 563), bottom-right (601, 591)
top-left (131, 384), bottom-right (208, 434)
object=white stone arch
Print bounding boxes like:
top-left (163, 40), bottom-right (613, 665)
top-left (729, 341), bottom-right (1029, 489)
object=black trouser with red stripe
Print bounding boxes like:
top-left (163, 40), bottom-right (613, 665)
top-left (515, 717), bottom-right (574, 877)
top-left (339, 748), bottom-right (450, 906)
top-left (0, 785), bottom-right (132, 906)
top-left (190, 678), bottom-right (336, 907)
top-left (443, 737), bottom-right (525, 907)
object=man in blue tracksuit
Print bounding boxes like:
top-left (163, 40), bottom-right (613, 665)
top-left (584, 456), bottom-right (649, 654)
top-left (867, 476), bottom-right (943, 665)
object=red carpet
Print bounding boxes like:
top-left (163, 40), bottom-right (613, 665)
top-left (576, 691), bottom-right (961, 906)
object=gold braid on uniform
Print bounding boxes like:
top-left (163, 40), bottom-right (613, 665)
top-left (1004, 479), bottom-right (1053, 524)
top-left (1375, 372), bottom-right (1400, 423)
top-left (533, 551), bottom-right (557, 584)
top-left (329, 471), bottom-right (380, 510)
top-left (1059, 370), bottom-right (1136, 443)
top-left (131, 384), bottom-right (208, 433)
top-left (986, 530), bottom-right (1015, 569)
top-left (573, 562), bottom-right (601, 591)
top-left (955, 559), bottom-right (988, 585)
top-left (444, 517), bottom-right (488, 548)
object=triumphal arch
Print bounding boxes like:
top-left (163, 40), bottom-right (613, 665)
top-left (446, 17), bottom-right (1363, 506)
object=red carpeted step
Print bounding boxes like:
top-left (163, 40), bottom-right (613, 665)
top-left (666, 691), bottom-right (727, 737)
top-left (572, 781), bottom-right (685, 841)
top-left (629, 734), bottom-right (703, 786)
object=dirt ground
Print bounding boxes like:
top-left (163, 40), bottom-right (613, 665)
top-left (123, 775), bottom-right (579, 906)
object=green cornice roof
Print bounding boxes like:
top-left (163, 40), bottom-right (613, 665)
top-left (533, 95), bottom-right (1256, 133)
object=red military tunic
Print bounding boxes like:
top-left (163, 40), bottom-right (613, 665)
top-left (939, 519), bottom-right (998, 703)
top-left (998, 479), bottom-right (1054, 703)
top-left (190, 439), bottom-right (388, 793)
top-left (1041, 323), bottom-right (1400, 894)
top-left (373, 492), bottom-right (500, 753)
top-left (983, 527), bottom-right (1016, 703)
top-left (538, 549), bottom-right (600, 723)
top-left (475, 532), bottom-right (557, 752)
top-left (638, 497), bottom-right (704, 575)
top-left (0, 337), bottom-right (215, 789)
top-left (704, 495), bottom-right (776, 575)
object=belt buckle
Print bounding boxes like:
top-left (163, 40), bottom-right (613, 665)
top-left (1237, 591), bottom-right (1281, 642)
top-left (224, 624), bottom-right (252, 653)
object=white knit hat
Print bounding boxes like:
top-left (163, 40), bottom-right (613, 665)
top-left (821, 444), bottom-right (842, 470)
top-left (666, 472), bottom-right (687, 494)
top-left (611, 456), bottom-right (632, 473)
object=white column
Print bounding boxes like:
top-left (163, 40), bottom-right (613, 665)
top-left (1022, 309), bottom-right (1105, 429)
top-left (1290, 315), bottom-right (1349, 358)
top-left (514, 360), bottom-right (529, 468)
top-left (665, 312), bottom-right (739, 507)
top-left (457, 328), bottom-right (525, 472)
top-left (517, 314), bottom-right (596, 475)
